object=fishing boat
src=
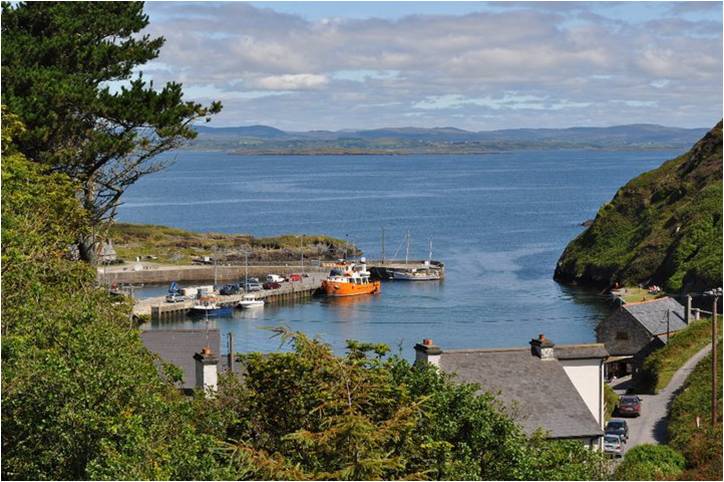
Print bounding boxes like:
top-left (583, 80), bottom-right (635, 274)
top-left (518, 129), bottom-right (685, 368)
top-left (322, 259), bottom-right (381, 297)
top-left (238, 294), bottom-right (264, 309)
top-left (189, 296), bottom-right (232, 317)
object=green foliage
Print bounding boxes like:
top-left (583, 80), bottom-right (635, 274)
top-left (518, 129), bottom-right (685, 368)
top-left (1, 1), bottom-right (221, 260)
top-left (1, 111), bottom-right (230, 480)
top-left (604, 383), bottom-right (619, 421)
top-left (555, 122), bottom-right (723, 292)
top-left (635, 318), bottom-right (716, 393)
top-left (667, 352), bottom-right (723, 480)
top-left (197, 330), bottom-right (610, 480)
top-left (614, 444), bottom-right (686, 480)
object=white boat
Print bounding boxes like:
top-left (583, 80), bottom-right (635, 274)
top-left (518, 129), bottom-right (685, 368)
top-left (390, 268), bottom-right (441, 281)
top-left (189, 296), bottom-right (232, 317)
top-left (238, 294), bottom-right (264, 309)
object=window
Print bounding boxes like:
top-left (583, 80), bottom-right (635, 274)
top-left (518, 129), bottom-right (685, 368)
top-left (615, 331), bottom-right (629, 340)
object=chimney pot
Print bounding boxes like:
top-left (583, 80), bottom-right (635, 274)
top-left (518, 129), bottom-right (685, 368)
top-left (423, 338), bottom-right (433, 346)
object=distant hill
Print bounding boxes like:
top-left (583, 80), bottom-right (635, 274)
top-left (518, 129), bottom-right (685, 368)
top-left (189, 123), bottom-right (709, 154)
top-left (554, 121), bottom-right (722, 292)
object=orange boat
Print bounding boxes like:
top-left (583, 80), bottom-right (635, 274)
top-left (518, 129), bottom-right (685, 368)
top-left (321, 260), bottom-right (381, 297)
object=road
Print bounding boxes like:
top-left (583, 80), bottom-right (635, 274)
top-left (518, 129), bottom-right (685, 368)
top-left (611, 343), bottom-right (712, 451)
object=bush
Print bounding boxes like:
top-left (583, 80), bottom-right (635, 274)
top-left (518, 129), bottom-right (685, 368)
top-left (614, 444), bottom-right (686, 480)
top-left (604, 383), bottom-right (619, 421)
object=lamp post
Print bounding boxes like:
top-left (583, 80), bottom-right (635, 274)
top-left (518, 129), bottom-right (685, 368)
top-left (704, 287), bottom-right (722, 427)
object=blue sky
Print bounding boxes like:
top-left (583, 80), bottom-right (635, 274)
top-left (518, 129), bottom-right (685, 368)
top-left (142, 1), bottom-right (722, 130)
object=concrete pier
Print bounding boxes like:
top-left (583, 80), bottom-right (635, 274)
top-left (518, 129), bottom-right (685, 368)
top-left (135, 273), bottom-right (326, 321)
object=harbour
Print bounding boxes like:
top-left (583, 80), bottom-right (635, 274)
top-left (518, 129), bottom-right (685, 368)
top-left (120, 149), bottom-right (680, 356)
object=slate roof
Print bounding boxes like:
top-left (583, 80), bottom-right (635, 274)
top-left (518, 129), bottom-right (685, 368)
top-left (438, 347), bottom-right (604, 439)
top-left (623, 297), bottom-right (686, 335)
top-left (141, 329), bottom-right (220, 390)
top-left (556, 343), bottom-right (609, 360)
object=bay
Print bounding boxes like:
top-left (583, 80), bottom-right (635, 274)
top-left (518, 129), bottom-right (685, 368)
top-left (119, 149), bottom-right (680, 357)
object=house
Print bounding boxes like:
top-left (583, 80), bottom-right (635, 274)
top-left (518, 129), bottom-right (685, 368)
top-left (98, 240), bottom-right (118, 264)
top-left (414, 335), bottom-right (607, 448)
top-left (140, 329), bottom-right (239, 395)
top-left (595, 297), bottom-right (687, 377)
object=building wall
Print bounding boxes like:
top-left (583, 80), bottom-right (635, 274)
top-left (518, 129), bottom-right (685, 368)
top-left (560, 358), bottom-right (604, 429)
top-left (596, 310), bottom-right (652, 356)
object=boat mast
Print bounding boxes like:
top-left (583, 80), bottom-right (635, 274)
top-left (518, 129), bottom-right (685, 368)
top-left (405, 230), bottom-right (410, 265)
top-left (213, 247), bottom-right (218, 287)
top-left (381, 226), bottom-right (385, 265)
top-left (429, 238), bottom-right (432, 261)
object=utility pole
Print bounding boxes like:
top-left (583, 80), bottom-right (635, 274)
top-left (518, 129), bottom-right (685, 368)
top-left (300, 234), bottom-right (305, 274)
top-left (712, 289), bottom-right (720, 427)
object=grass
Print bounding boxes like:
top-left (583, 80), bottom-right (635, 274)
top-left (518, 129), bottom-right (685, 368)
top-left (667, 351), bottom-right (722, 480)
top-left (635, 318), bottom-right (717, 393)
top-left (555, 122), bottom-right (722, 292)
top-left (107, 223), bottom-right (359, 265)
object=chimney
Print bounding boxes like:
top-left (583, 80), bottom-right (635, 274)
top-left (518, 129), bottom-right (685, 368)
top-left (194, 345), bottom-right (218, 396)
top-left (685, 295), bottom-right (692, 325)
top-left (414, 338), bottom-right (442, 367)
top-left (530, 334), bottom-right (556, 361)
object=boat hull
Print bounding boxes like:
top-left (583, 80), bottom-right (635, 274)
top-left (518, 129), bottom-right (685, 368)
top-left (322, 279), bottom-right (381, 297)
top-left (189, 306), bottom-right (233, 317)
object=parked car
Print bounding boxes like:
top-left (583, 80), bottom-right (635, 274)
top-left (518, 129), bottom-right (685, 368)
top-left (219, 284), bottom-right (241, 296)
top-left (287, 273), bottom-right (302, 282)
top-left (605, 419), bottom-right (629, 443)
top-left (603, 434), bottom-right (624, 458)
top-left (266, 274), bottom-right (285, 283)
top-left (242, 279), bottom-right (263, 292)
top-left (616, 395), bottom-right (642, 417)
top-left (165, 293), bottom-right (186, 303)
top-left (263, 281), bottom-right (282, 290)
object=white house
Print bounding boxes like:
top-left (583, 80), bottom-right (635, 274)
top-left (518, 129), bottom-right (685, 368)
top-left (414, 334), bottom-right (608, 448)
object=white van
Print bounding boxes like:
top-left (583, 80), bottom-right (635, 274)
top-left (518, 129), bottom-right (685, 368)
top-left (266, 274), bottom-right (285, 283)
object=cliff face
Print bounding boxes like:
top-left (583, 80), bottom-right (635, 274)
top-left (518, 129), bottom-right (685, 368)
top-left (554, 121), bottom-right (722, 292)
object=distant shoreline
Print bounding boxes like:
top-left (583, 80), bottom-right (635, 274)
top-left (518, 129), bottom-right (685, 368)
top-left (179, 145), bottom-right (687, 156)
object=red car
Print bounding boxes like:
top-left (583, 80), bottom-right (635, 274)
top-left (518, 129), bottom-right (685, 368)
top-left (287, 273), bottom-right (302, 282)
top-left (616, 395), bottom-right (642, 417)
top-left (263, 281), bottom-right (281, 290)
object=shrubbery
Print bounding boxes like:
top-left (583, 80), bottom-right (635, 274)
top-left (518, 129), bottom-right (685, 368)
top-left (614, 444), bottom-right (686, 480)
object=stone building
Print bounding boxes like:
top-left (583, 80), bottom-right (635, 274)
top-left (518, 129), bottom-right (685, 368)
top-left (595, 297), bottom-right (687, 377)
top-left (414, 335), bottom-right (608, 448)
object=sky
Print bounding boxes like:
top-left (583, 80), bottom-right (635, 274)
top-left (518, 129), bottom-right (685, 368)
top-left (140, 1), bottom-right (723, 131)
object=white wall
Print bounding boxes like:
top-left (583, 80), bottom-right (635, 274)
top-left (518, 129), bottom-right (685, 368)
top-left (560, 358), bottom-right (604, 429)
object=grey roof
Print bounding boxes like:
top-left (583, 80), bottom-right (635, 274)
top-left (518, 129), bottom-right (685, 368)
top-left (556, 343), bottom-right (609, 360)
top-left (623, 297), bottom-right (686, 335)
top-left (438, 347), bottom-right (603, 439)
top-left (141, 329), bottom-right (220, 389)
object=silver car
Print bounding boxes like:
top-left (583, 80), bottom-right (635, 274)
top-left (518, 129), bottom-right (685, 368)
top-left (603, 434), bottom-right (624, 458)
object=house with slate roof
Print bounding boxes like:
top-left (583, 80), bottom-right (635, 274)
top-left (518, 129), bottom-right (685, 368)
top-left (141, 329), bottom-right (241, 395)
top-left (414, 334), bottom-right (608, 448)
top-left (595, 297), bottom-right (687, 377)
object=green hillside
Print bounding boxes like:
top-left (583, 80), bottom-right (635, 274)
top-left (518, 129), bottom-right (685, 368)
top-left (554, 121), bottom-right (722, 292)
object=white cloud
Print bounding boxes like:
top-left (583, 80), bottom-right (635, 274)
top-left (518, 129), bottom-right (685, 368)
top-left (252, 74), bottom-right (329, 90)
top-left (142, 2), bottom-right (722, 129)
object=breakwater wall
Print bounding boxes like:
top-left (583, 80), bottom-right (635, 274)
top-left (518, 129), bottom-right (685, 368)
top-left (99, 263), bottom-right (324, 285)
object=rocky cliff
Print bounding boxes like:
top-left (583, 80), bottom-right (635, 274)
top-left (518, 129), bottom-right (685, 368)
top-left (554, 121), bottom-right (722, 292)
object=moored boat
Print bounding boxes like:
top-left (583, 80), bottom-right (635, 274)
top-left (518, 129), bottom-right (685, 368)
top-left (390, 268), bottom-right (441, 281)
top-left (321, 259), bottom-right (381, 297)
top-left (238, 294), bottom-right (265, 309)
top-left (189, 296), bottom-right (232, 317)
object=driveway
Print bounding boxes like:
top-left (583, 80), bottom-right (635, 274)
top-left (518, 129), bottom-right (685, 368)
top-left (610, 343), bottom-right (712, 451)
